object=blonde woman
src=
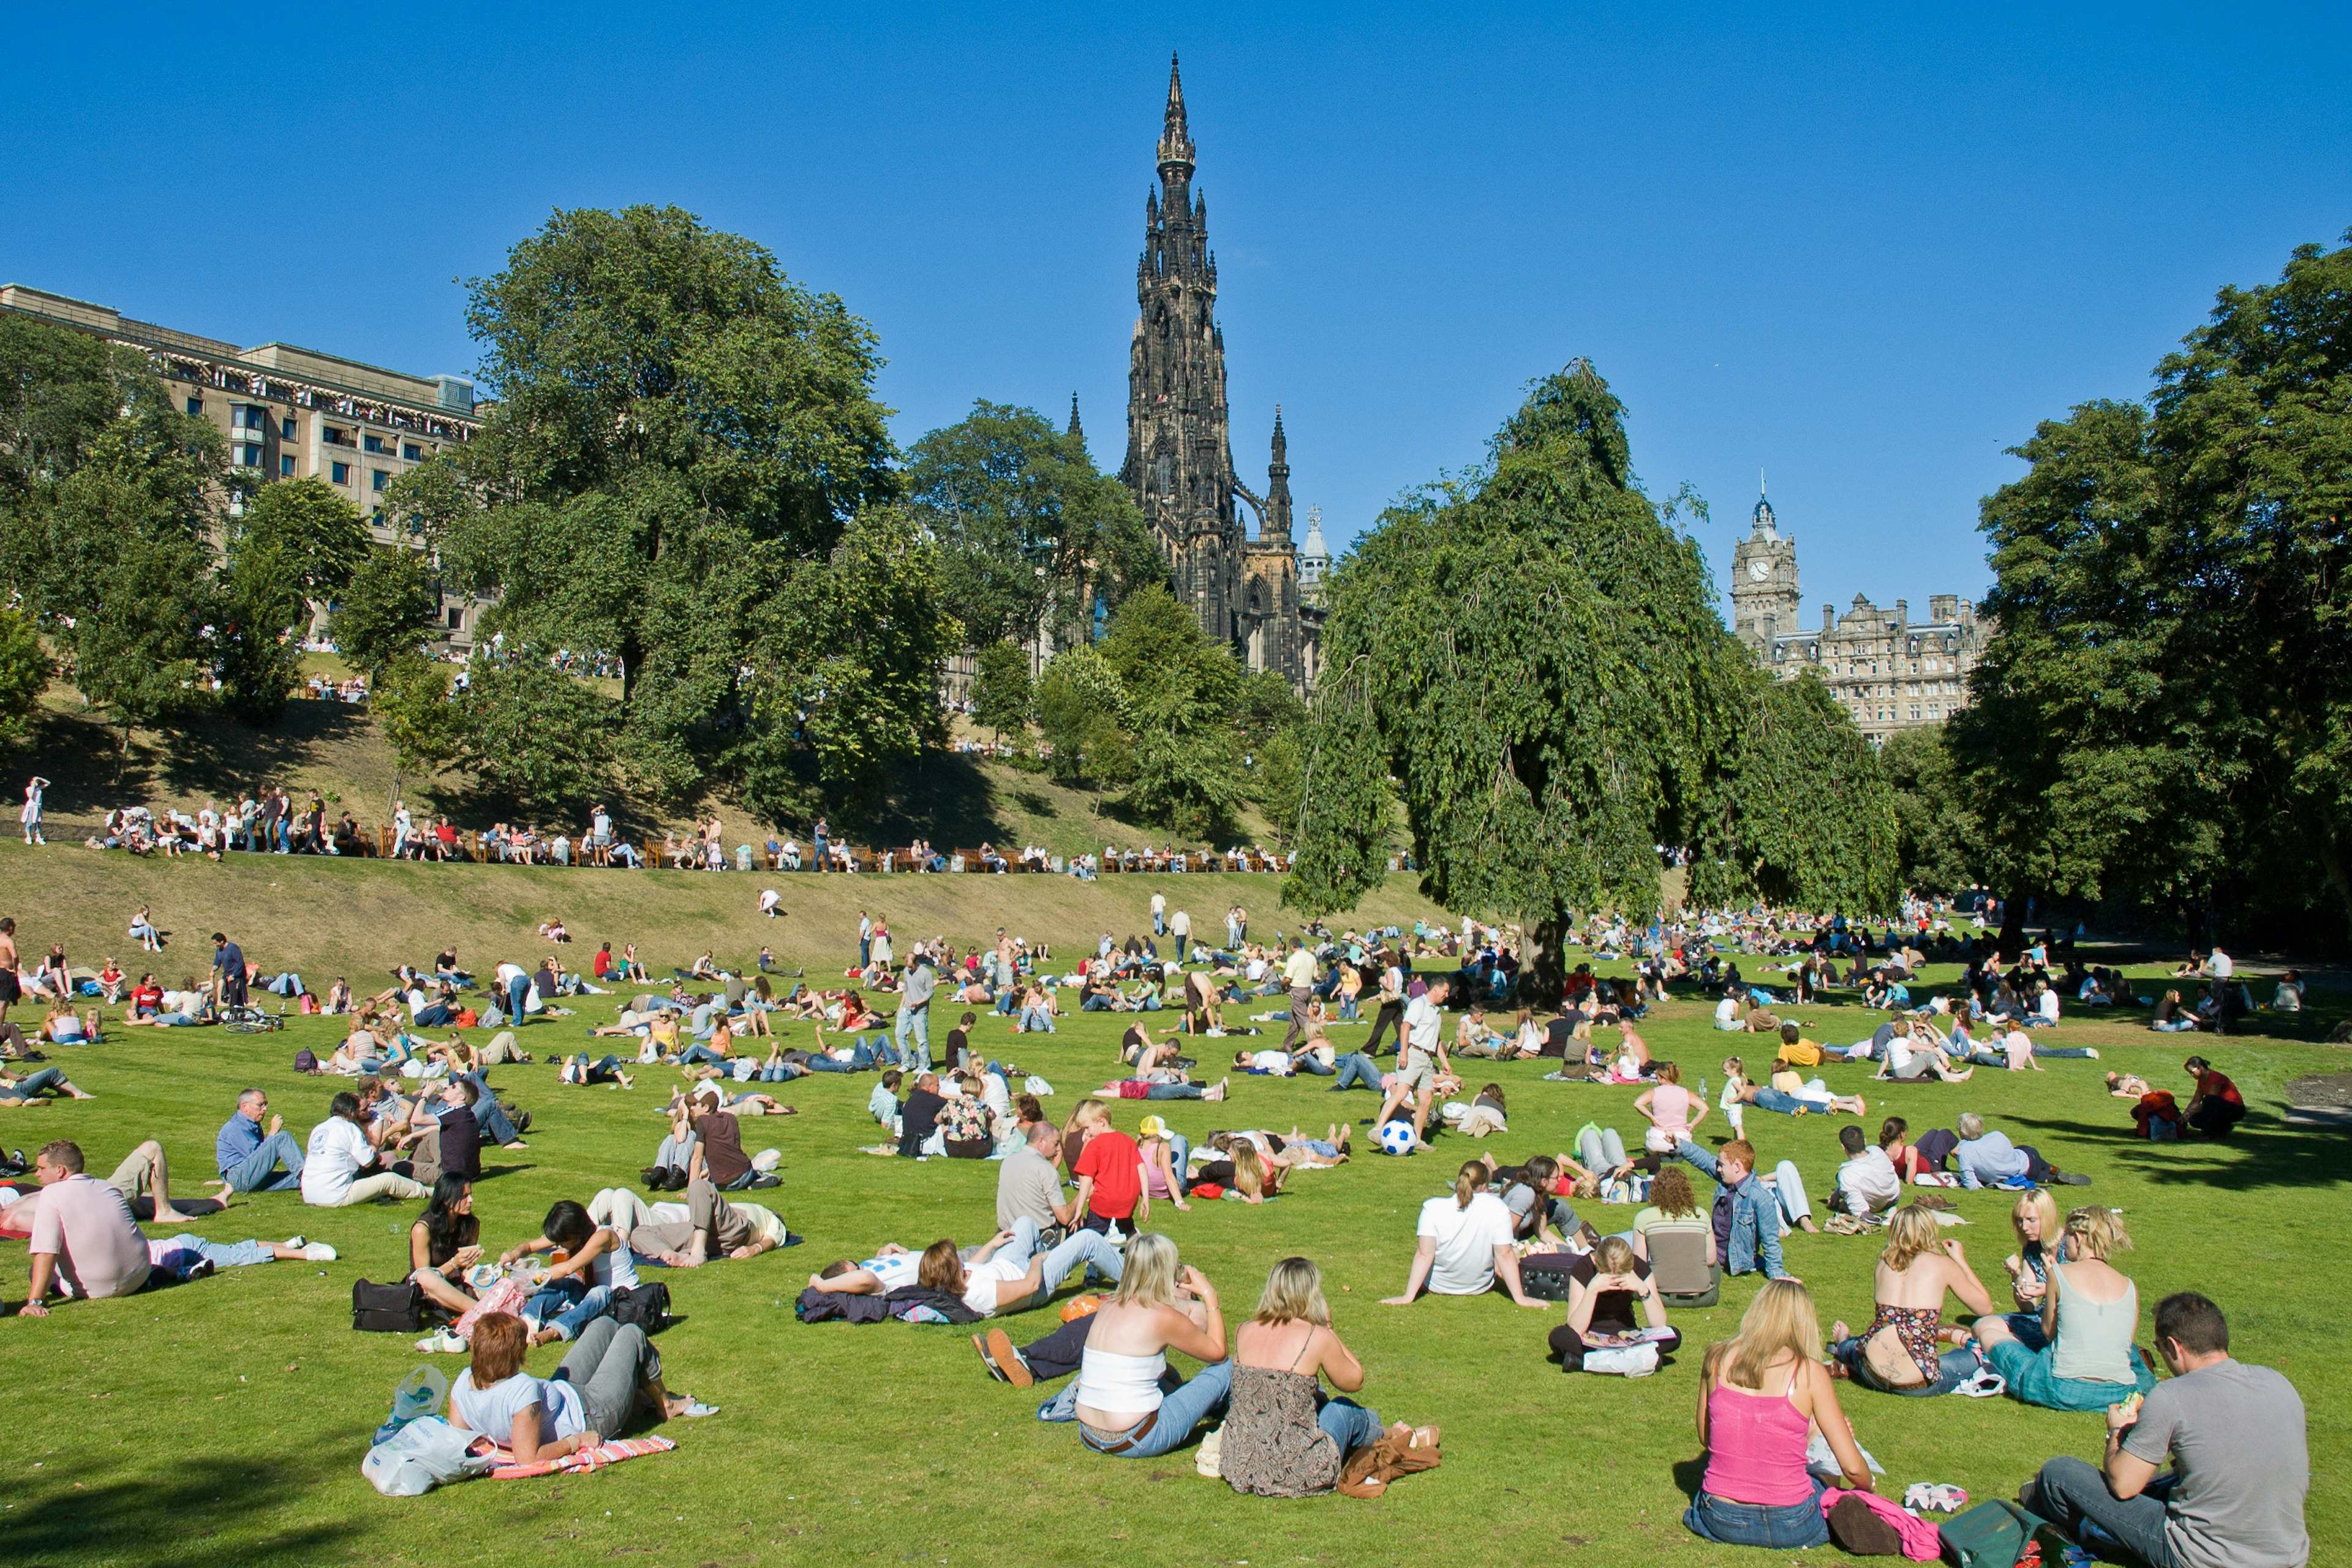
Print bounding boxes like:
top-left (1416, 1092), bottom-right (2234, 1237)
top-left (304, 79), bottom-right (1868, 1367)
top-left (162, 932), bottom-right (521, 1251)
top-left (1685, 1279), bottom-right (1872, 1548)
top-left (1827, 1204), bottom-right (1994, 1396)
top-left (1071, 1233), bottom-right (1231, 1458)
top-left (1549, 1235), bottom-right (1679, 1372)
top-left (1222, 1257), bottom-right (1406, 1496)
top-left (2000, 1189), bottom-right (2062, 1332)
top-left (1972, 1207), bottom-right (2155, 1411)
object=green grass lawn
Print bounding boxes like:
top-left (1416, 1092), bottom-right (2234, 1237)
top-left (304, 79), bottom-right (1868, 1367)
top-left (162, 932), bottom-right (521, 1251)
top-left (0, 886), bottom-right (2342, 1567)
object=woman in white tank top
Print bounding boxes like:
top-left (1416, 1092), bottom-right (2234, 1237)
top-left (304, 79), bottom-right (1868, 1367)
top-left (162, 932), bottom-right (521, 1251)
top-left (1073, 1234), bottom-right (1232, 1460)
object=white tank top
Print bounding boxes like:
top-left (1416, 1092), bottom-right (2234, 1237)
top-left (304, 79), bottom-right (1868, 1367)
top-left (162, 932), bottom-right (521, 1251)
top-left (1075, 1344), bottom-right (1167, 1416)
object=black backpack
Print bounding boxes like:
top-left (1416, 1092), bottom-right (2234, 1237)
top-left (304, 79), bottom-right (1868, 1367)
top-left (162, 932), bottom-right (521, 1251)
top-left (352, 1278), bottom-right (425, 1332)
top-left (610, 1281), bottom-right (672, 1333)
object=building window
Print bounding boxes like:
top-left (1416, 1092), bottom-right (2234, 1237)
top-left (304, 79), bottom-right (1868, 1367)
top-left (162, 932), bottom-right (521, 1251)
top-left (185, 396), bottom-right (203, 416)
top-left (233, 442), bottom-right (264, 467)
top-left (282, 416), bottom-right (298, 439)
top-left (363, 434), bottom-right (386, 454)
top-left (447, 606), bottom-right (464, 630)
top-left (281, 454), bottom-right (295, 477)
top-left (371, 469), bottom-right (391, 492)
top-left (331, 462), bottom-right (351, 484)
top-left (323, 425), bottom-right (351, 447)
top-left (230, 405), bottom-right (266, 431)
top-left (402, 443), bottom-right (423, 461)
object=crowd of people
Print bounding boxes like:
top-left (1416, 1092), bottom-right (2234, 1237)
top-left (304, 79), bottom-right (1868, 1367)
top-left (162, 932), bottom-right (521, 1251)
top-left (0, 862), bottom-right (2315, 1562)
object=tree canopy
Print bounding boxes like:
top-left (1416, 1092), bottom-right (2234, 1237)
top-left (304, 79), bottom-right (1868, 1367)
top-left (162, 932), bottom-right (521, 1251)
top-left (1954, 230), bottom-right (2352, 943)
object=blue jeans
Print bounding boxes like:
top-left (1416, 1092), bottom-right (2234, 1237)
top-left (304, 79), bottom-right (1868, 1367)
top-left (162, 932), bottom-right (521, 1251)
top-left (2034, 1046), bottom-right (2098, 1058)
top-left (527, 1278), bottom-right (614, 1341)
top-left (2030, 1456), bottom-right (2180, 1567)
top-left (1079, 1360), bottom-right (1234, 1458)
top-left (154, 1235), bottom-right (275, 1275)
top-left (1684, 1480), bottom-right (1830, 1548)
top-left (1317, 1395), bottom-right (1384, 1455)
top-left (1750, 1085), bottom-right (1809, 1115)
top-left (1000, 1216), bottom-right (1124, 1297)
top-left (1331, 1052), bottom-right (1384, 1091)
top-left (1293, 1054), bottom-right (1335, 1076)
top-left (461, 1075), bottom-right (521, 1144)
top-left (678, 1042), bottom-right (728, 1066)
top-left (895, 1006), bottom-right (930, 1072)
top-left (1175, 934), bottom-right (1189, 962)
top-left (1833, 1336), bottom-right (1982, 1395)
top-left (2152, 1019), bottom-right (2198, 1033)
top-left (507, 977), bottom-right (530, 1025)
top-left (1018, 1007), bottom-right (1056, 1033)
top-left (222, 1128), bottom-right (306, 1192)
top-left (0, 1066), bottom-right (67, 1101)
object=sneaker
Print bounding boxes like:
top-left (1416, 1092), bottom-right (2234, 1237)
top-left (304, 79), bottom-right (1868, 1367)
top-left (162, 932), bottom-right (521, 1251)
top-left (973, 1333), bottom-right (1008, 1382)
top-left (2084, 1047), bottom-right (2100, 1059)
top-left (2052, 1172), bottom-right (2094, 1185)
top-left (302, 1243), bottom-right (339, 1262)
top-left (281, 1235), bottom-right (306, 1250)
top-left (985, 1329), bottom-right (1033, 1387)
top-left (415, 1330), bottom-right (468, 1354)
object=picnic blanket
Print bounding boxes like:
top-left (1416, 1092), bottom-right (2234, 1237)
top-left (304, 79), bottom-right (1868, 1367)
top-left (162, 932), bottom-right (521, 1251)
top-left (472, 1433), bottom-right (677, 1478)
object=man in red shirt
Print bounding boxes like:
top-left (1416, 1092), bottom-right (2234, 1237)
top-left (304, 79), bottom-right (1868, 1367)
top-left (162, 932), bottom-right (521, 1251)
top-left (2182, 1056), bottom-right (2245, 1138)
top-left (1072, 1122), bottom-right (1147, 1236)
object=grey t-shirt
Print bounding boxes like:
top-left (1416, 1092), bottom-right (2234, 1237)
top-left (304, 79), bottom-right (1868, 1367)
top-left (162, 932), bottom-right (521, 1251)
top-left (902, 963), bottom-right (937, 1011)
top-left (995, 1145), bottom-right (1065, 1231)
top-left (2123, 1358), bottom-right (2309, 1568)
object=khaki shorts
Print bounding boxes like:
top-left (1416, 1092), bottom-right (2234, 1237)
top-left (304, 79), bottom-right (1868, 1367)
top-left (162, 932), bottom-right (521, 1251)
top-left (1396, 1054), bottom-right (1436, 1095)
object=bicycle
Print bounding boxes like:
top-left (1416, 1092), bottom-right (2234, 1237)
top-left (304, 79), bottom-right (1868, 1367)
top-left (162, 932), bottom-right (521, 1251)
top-left (221, 1003), bottom-right (288, 1035)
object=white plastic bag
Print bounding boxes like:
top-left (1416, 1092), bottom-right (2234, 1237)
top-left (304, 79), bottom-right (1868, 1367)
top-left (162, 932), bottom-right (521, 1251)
top-left (1579, 1343), bottom-right (1661, 1378)
top-left (361, 1415), bottom-right (495, 1496)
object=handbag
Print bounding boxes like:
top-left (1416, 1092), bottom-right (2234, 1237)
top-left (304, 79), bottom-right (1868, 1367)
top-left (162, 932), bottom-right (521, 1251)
top-left (610, 1281), bottom-right (672, 1333)
top-left (1937, 1499), bottom-right (2047, 1568)
top-left (1519, 1259), bottom-right (1578, 1302)
top-left (352, 1278), bottom-right (426, 1332)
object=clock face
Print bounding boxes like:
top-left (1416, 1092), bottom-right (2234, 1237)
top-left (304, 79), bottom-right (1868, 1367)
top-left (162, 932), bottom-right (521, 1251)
top-left (1747, 556), bottom-right (1774, 582)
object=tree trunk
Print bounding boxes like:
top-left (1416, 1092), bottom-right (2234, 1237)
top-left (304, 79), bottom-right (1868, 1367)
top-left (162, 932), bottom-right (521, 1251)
top-left (1523, 912), bottom-right (1572, 1011)
top-left (1996, 890), bottom-right (2030, 962)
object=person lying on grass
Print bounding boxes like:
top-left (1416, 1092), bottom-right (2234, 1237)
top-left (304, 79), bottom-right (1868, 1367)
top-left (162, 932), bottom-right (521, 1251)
top-left (840, 1225), bottom-right (1126, 1318)
top-left (0, 1061), bottom-right (96, 1106)
top-left (589, 1180), bottom-right (786, 1267)
top-left (447, 1311), bottom-right (713, 1464)
top-left (17, 1139), bottom-right (333, 1316)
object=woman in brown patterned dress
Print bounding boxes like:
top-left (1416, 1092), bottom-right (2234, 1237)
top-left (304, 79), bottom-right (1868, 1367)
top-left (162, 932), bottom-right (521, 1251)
top-left (1219, 1258), bottom-right (1391, 1497)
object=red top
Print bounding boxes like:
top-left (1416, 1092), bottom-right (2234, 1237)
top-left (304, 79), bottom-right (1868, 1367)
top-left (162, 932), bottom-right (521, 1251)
top-left (592, 949), bottom-right (611, 978)
top-left (1074, 1129), bottom-right (1144, 1219)
top-left (2196, 1070), bottom-right (2242, 1107)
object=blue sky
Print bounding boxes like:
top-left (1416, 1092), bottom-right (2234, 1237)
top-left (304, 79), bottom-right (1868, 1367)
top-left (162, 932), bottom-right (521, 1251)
top-left (5, 4), bottom-right (2345, 614)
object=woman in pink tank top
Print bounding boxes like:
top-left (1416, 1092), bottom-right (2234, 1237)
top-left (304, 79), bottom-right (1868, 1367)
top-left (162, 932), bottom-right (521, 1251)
top-left (1634, 1063), bottom-right (1704, 1153)
top-left (1687, 1280), bottom-right (1872, 1550)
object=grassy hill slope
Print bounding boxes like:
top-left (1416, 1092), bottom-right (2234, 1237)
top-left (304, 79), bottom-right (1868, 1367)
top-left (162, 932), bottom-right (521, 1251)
top-left (0, 840), bottom-right (1457, 982)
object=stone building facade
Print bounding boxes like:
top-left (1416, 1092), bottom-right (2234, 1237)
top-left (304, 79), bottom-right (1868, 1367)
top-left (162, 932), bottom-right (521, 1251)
top-left (1119, 57), bottom-right (1322, 692)
top-left (0, 282), bottom-right (488, 643)
top-left (1727, 492), bottom-right (1984, 745)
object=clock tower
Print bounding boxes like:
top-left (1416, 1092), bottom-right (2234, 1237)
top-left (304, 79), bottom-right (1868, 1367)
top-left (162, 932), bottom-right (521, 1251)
top-left (1728, 491), bottom-right (1801, 656)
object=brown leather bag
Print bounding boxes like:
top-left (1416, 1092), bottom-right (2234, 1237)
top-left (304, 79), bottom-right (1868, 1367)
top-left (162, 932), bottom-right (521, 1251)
top-left (1336, 1427), bottom-right (1442, 1498)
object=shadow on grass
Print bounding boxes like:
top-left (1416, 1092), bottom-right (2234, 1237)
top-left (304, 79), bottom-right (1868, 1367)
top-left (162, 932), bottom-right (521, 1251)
top-left (0, 1447), bottom-right (356, 1568)
top-left (1998, 1110), bottom-right (2346, 1191)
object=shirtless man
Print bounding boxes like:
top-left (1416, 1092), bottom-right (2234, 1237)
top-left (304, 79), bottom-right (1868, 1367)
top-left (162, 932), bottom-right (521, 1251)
top-left (0, 917), bottom-right (18, 1025)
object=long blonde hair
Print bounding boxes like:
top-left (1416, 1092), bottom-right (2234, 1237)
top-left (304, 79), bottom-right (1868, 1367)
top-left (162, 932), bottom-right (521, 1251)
top-left (1591, 1235), bottom-right (1637, 1275)
top-left (1882, 1204), bottom-right (1945, 1273)
top-left (1231, 1145), bottom-right (1277, 1200)
top-left (1721, 1278), bottom-right (1823, 1390)
top-left (2010, 1189), bottom-right (2059, 1250)
top-left (1251, 1256), bottom-right (1331, 1326)
top-left (1112, 1232), bottom-right (1182, 1310)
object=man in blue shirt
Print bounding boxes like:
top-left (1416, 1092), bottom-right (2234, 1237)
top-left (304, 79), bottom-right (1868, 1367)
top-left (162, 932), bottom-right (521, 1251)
top-left (216, 1088), bottom-right (304, 1192)
top-left (1954, 1112), bottom-right (2089, 1189)
top-left (212, 932), bottom-right (248, 1008)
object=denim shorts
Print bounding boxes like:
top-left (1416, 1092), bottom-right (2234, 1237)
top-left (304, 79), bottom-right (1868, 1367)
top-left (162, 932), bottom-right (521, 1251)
top-left (1684, 1485), bottom-right (1830, 1549)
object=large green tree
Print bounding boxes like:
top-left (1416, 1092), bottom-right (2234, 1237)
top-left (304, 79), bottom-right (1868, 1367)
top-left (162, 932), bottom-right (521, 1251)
top-left (903, 400), bottom-right (1166, 652)
top-left (424, 205), bottom-right (906, 812)
top-left (1878, 725), bottom-right (1980, 895)
top-left (333, 546), bottom-right (444, 677)
top-left (1956, 231), bottom-right (2352, 945)
top-left (236, 477), bottom-right (370, 597)
top-left (1283, 362), bottom-right (1747, 994)
top-left (1099, 584), bottom-right (1246, 837)
top-left (969, 639), bottom-right (1033, 745)
top-left (1689, 671), bottom-right (1900, 913)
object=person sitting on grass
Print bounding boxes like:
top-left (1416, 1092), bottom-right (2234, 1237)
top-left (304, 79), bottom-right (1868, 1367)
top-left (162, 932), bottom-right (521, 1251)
top-left (1222, 1256), bottom-right (1415, 1496)
top-left (2001, 1188), bottom-right (2061, 1335)
top-left (2018, 1290), bottom-right (2309, 1568)
top-left (1630, 1165), bottom-right (1714, 1266)
top-left (1973, 1205), bottom-right (2156, 1412)
top-left (214, 1088), bottom-right (304, 1193)
top-left (409, 1174), bottom-right (484, 1314)
top-left (1671, 1137), bottom-right (1814, 1281)
top-left (1381, 1159), bottom-right (1546, 1308)
top-left (17, 1139), bottom-right (333, 1316)
top-left (39, 1002), bottom-right (102, 1045)
top-left (1544, 1235), bottom-right (1680, 1373)
top-left (1826, 1204), bottom-right (1992, 1396)
top-left (302, 1091), bottom-right (429, 1207)
top-left (504, 1198), bottom-right (638, 1346)
top-left (1070, 1232), bottom-right (1232, 1458)
top-left (1683, 1279), bottom-right (1875, 1550)
top-left (1831, 1123), bottom-right (1902, 1217)
top-left (447, 1311), bottom-right (714, 1464)
top-left (2180, 1056), bottom-right (2246, 1139)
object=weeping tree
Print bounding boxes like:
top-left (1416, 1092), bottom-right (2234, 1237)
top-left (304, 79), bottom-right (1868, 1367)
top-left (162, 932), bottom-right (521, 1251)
top-left (1284, 361), bottom-right (1745, 999)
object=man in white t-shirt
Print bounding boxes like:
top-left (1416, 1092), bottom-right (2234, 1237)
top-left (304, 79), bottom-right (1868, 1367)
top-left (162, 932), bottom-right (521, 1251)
top-left (1240, 1047), bottom-right (1294, 1076)
top-left (1374, 977), bottom-right (1452, 1152)
top-left (1831, 1124), bottom-right (1901, 1215)
top-left (1168, 908), bottom-right (1193, 964)
top-left (1281, 944), bottom-right (1320, 1049)
top-left (1382, 1183), bottom-right (1542, 1305)
top-left (807, 1243), bottom-right (926, 1297)
top-left (302, 1093), bottom-right (428, 1207)
top-left (1150, 891), bottom-right (1167, 937)
top-left (2206, 946), bottom-right (2234, 979)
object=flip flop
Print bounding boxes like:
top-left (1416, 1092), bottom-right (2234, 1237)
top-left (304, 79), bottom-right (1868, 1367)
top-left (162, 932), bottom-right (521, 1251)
top-left (674, 1399), bottom-right (719, 1418)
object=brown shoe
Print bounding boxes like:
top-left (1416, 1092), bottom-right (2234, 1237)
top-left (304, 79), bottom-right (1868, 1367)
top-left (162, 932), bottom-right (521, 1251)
top-left (1826, 1493), bottom-right (1904, 1555)
top-left (986, 1328), bottom-right (1032, 1387)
